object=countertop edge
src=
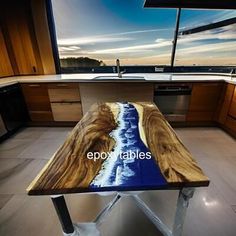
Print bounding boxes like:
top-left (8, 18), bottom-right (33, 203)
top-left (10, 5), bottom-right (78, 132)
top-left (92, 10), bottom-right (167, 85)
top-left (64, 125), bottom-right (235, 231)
top-left (0, 73), bottom-right (236, 88)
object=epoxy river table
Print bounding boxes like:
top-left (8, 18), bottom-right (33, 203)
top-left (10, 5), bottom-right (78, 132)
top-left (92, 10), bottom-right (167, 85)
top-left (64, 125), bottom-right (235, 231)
top-left (27, 102), bottom-right (209, 236)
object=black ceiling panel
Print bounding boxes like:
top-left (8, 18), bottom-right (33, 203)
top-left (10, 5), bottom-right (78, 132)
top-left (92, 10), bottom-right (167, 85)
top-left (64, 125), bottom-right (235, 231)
top-left (144, 0), bottom-right (236, 10)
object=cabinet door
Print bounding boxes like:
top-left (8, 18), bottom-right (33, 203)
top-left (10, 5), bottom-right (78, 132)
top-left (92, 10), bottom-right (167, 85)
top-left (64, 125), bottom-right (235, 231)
top-left (228, 87), bottom-right (236, 119)
top-left (2, 1), bottom-right (43, 75)
top-left (216, 83), bottom-right (234, 124)
top-left (225, 116), bottom-right (236, 135)
top-left (0, 27), bottom-right (13, 77)
top-left (187, 83), bottom-right (223, 121)
top-left (21, 84), bottom-right (53, 121)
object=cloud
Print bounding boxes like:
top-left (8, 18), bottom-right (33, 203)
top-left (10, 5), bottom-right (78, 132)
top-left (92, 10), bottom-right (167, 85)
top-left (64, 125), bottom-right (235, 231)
top-left (58, 46), bottom-right (81, 51)
top-left (58, 23), bottom-right (236, 67)
top-left (57, 28), bottom-right (172, 46)
top-left (177, 41), bottom-right (236, 55)
top-left (103, 28), bottom-right (173, 36)
top-left (81, 24), bottom-right (236, 55)
top-left (89, 41), bottom-right (172, 54)
top-left (57, 36), bottom-right (133, 46)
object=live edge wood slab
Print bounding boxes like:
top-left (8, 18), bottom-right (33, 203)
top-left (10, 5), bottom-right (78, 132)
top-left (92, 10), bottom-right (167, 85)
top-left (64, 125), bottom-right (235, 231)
top-left (27, 102), bottom-right (209, 195)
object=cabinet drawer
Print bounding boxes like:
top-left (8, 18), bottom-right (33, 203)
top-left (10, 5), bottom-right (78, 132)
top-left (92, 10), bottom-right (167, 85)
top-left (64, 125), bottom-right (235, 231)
top-left (48, 88), bottom-right (80, 102)
top-left (47, 83), bottom-right (78, 89)
top-left (51, 103), bottom-right (82, 122)
top-left (21, 84), bottom-right (51, 111)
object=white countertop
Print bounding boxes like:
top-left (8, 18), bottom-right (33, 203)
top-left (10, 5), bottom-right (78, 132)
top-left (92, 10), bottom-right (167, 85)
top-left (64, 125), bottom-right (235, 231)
top-left (0, 73), bottom-right (236, 88)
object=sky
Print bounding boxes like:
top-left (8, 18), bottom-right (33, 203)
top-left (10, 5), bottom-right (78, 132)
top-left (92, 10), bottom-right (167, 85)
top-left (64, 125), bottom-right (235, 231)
top-left (51, 0), bottom-right (236, 66)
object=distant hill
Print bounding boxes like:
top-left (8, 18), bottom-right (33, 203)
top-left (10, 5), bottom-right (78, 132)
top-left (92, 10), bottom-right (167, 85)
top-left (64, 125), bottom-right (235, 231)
top-left (60, 57), bottom-right (106, 67)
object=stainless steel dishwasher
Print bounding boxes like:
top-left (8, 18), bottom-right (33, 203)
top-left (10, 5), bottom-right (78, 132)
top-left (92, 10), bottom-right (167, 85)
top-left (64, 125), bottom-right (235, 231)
top-left (154, 84), bottom-right (192, 122)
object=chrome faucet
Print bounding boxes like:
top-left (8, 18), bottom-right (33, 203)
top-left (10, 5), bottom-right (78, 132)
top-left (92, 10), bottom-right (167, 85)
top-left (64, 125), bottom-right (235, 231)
top-left (116, 59), bottom-right (125, 78)
top-left (230, 68), bottom-right (235, 80)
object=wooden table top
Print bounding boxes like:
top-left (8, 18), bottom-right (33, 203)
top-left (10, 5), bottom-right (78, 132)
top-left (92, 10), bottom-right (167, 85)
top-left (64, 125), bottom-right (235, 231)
top-left (27, 102), bottom-right (209, 195)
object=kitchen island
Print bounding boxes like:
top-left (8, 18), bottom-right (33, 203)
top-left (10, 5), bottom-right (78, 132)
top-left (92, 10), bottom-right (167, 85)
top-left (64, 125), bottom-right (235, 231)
top-left (27, 102), bottom-right (209, 236)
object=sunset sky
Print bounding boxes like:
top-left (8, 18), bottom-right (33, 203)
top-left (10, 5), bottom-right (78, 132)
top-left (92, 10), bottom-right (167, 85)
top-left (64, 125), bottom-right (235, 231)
top-left (51, 0), bottom-right (236, 66)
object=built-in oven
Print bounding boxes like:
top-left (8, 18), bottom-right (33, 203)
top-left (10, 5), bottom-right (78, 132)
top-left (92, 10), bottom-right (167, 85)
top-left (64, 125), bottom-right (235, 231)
top-left (154, 83), bottom-right (192, 122)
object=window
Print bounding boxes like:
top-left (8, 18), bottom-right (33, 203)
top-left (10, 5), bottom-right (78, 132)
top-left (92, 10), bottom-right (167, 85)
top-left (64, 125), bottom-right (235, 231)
top-left (175, 9), bottom-right (236, 67)
top-left (51, 0), bottom-right (177, 73)
top-left (51, 1), bottom-right (236, 73)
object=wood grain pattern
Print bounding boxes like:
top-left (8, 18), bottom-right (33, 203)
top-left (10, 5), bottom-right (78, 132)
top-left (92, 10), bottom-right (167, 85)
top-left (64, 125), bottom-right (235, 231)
top-left (135, 102), bottom-right (208, 184)
top-left (51, 103), bottom-right (83, 121)
top-left (216, 83), bottom-right (235, 124)
top-left (1, 0), bottom-right (43, 75)
top-left (21, 83), bottom-right (53, 121)
top-left (187, 83), bottom-right (223, 122)
top-left (28, 103), bottom-right (116, 194)
top-left (48, 88), bottom-right (81, 102)
top-left (31, 0), bottom-right (56, 74)
top-left (0, 27), bottom-right (14, 77)
top-left (27, 102), bottom-right (209, 195)
top-left (228, 86), bottom-right (236, 119)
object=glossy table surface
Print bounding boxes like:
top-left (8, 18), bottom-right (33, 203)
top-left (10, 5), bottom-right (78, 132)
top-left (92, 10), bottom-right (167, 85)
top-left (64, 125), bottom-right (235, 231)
top-left (27, 102), bottom-right (209, 195)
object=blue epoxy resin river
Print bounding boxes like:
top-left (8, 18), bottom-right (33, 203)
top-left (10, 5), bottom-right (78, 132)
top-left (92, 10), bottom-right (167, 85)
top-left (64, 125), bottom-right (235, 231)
top-left (90, 102), bottom-right (167, 189)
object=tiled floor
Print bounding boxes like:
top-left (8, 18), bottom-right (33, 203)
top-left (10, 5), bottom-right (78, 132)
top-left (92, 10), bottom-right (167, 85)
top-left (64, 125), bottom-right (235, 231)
top-left (0, 127), bottom-right (236, 236)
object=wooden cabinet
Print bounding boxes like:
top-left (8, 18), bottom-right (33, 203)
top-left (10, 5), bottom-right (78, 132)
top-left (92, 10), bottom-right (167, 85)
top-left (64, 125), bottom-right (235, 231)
top-left (215, 83), bottom-right (235, 124)
top-left (21, 83), bottom-right (83, 123)
top-left (51, 103), bottom-right (83, 122)
top-left (214, 82), bottom-right (236, 137)
top-left (1, 0), bottom-right (43, 75)
top-left (225, 116), bottom-right (236, 134)
top-left (0, 27), bottom-right (13, 77)
top-left (228, 87), bottom-right (236, 119)
top-left (187, 83), bottom-right (223, 122)
top-left (21, 83), bottom-right (53, 121)
top-left (48, 83), bottom-right (81, 102)
top-left (48, 83), bottom-right (82, 122)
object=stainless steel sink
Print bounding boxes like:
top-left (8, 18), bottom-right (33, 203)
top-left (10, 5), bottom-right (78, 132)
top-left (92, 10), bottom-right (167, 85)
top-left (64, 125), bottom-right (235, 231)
top-left (93, 76), bottom-right (145, 80)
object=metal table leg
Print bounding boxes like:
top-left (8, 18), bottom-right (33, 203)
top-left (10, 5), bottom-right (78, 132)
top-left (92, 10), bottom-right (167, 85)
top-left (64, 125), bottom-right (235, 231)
top-left (132, 188), bottom-right (195, 236)
top-left (51, 188), bottom-right (195, 236)
top-left (172, 188), bottom-right (195, 236)
top-left (94, 193), bottom-right (121, 226)
top-left (51, 195), bottom-right (77, 235)
top-left (51, 194), bottom-right (121, 236)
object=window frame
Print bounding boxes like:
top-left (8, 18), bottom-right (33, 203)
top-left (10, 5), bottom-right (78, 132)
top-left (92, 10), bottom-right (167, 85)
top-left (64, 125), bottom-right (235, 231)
top-left (47, 1), bottom-right (236, 75)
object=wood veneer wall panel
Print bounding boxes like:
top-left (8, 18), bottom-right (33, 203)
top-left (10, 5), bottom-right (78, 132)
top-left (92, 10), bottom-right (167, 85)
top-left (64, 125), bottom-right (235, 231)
top-left (1, 0), bottom-right (43, 75)
top-left (0, 27), bottom-right (13, 77)
top-left (31, 0), bottom-right (56, 74)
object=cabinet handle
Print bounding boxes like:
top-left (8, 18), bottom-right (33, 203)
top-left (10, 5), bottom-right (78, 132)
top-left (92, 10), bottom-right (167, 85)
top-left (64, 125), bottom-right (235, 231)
top-left (199, 84), bottom-right (219, 87)
top-left (56, 84), bottom-right (68, 87)
top-left (28, 84), bottom-right (40, 87)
